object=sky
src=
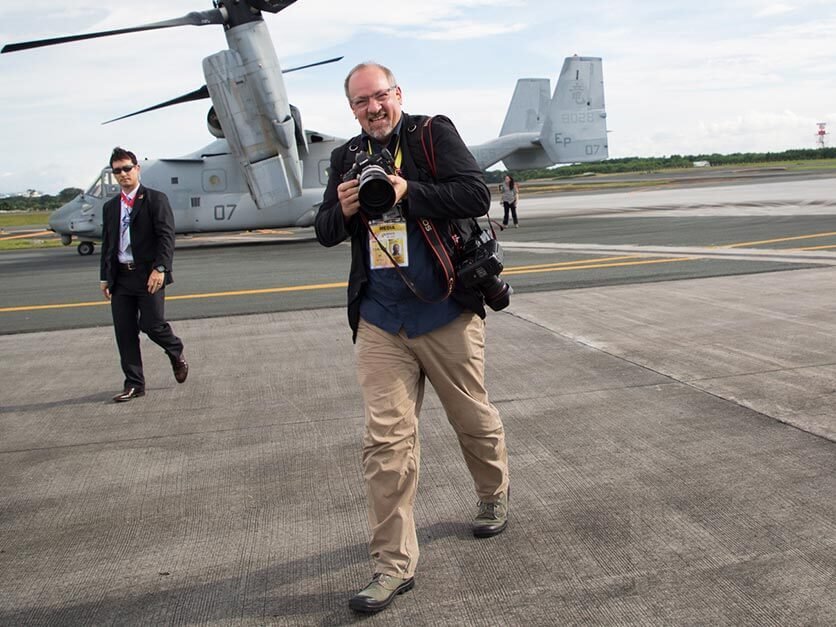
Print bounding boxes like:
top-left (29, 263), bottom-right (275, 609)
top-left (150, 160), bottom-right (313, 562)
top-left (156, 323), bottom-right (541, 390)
top-left (1, 0), bottom-right (835, 195)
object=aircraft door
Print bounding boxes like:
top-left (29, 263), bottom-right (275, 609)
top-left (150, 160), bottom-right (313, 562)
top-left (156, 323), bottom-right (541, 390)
top-left (173, 192), bottom-right (198, 231)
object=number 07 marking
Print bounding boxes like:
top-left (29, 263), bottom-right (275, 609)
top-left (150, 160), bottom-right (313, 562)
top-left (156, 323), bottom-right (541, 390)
top-left (214, 204), bottom-right (237, 221)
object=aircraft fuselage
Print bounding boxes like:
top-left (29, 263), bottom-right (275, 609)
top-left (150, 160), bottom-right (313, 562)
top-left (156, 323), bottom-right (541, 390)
top-left (50, 134), bottom-right (342, 254)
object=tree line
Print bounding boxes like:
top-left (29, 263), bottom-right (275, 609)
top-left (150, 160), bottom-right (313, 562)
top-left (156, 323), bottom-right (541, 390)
top-left (0, 188), bottom-right (83, 212)
top-left (482, 147), bottom-right (836, 184)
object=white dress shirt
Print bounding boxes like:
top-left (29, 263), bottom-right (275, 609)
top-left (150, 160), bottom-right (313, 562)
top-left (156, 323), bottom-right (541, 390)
top-left (117, 185), bottom-right (139, 263)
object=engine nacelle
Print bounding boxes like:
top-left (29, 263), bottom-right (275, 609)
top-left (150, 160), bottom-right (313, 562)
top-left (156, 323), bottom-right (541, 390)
top-left (202, 19), bottom-right (303, 210)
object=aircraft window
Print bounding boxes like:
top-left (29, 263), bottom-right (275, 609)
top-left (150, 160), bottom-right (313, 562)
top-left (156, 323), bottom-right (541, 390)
top-left (318, 160), bottom-right (330, 186)
top-left (203, 169), bottom-right (227, 192)
top-left (102, 171), bottom-right (120, 197)
top-left (86, 177), bottom-right (104, 199)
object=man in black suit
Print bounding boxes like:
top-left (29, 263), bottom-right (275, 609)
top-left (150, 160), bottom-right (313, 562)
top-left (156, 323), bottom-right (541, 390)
top-left (100, 146), bottom-right (188, 402)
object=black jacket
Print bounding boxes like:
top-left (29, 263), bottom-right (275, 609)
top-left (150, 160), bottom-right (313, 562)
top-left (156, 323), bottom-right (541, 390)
top-left (100, 185), bottom-right (176, 288)
top-left (315, 113), bottom-right (490, 340)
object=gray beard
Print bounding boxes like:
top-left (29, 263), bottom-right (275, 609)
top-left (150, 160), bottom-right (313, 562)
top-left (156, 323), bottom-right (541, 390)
top-left (366, 112), bottom-right (400, 143)
top-left (368, 127), bottom-right (394, 143)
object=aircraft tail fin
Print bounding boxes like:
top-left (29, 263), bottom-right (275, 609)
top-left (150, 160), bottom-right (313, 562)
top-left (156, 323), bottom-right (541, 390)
top-left (539, 56), bottom-right (608, 163)
top-left (496, 78), bottom-right (553, 170)
top-left (465, 56), bottom-right (609, 170)
top-left (499, 78), bottom-right (551, 136)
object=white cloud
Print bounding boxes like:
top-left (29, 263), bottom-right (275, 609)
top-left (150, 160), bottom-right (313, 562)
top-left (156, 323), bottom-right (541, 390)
top-left (413, 21), bottom-right (527, 41)
top-left (755, 3), bottom-right (796, 17)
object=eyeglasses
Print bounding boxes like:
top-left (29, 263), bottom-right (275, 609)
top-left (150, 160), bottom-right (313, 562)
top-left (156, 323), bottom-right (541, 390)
top-left (111, 165), bottom-right (136, 174)
top-left (349, 86), bottom-right (398, 110)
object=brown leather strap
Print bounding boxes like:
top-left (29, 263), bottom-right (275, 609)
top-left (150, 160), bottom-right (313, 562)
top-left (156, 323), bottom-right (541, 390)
top-left (360, 213), bottom-right (454, 304)
top-left (420, 116), bottom-right (438, 179)
top-left (356, 116), bottom-right (460, 304)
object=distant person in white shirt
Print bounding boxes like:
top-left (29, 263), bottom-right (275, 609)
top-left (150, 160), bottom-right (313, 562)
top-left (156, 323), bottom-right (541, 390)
top-left (500, 174), bottom-right (520, 228)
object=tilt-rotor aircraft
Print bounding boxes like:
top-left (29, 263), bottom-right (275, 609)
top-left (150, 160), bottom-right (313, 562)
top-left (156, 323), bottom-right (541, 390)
top-left (2, 0), bottom-right (608, 256)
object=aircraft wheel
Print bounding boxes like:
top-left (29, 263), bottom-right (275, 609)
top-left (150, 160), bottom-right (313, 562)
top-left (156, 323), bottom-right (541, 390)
top-left (77, 241), bottom-right (95, 256)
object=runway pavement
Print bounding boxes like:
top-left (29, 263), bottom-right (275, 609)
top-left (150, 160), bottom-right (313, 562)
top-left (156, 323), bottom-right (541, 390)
top-left (1, 263), bottom-right (834, 624)
top-left (4, 174), bottom-right (836, 334)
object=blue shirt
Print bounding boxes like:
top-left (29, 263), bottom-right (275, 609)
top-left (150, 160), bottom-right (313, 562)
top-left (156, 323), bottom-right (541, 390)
top-left (359, 122), bottom-right (463, 337)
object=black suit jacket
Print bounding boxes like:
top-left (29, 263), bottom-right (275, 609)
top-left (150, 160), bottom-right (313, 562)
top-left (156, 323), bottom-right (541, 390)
top-left (100, 185), bottom-right (176, 288)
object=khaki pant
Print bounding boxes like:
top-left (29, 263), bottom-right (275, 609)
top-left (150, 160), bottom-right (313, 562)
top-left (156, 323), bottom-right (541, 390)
top-left (355, 313), bottom-right (509, 577)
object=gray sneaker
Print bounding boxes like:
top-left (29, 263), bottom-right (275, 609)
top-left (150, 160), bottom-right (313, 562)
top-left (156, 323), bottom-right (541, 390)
top-left (472, 490), bottom-right (509, 538)
top-left (349, 573), bottom-right (415, 613)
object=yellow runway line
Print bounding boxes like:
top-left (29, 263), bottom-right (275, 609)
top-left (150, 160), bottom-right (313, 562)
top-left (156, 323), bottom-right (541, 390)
top-left (0, 230), bottom-right (53, 241)
top-left (717, 231), bottom-right (836, 248)
top-left (0, 282), bottom-right (348, 313)
top-left (503, 256), bottom-right (695, 276)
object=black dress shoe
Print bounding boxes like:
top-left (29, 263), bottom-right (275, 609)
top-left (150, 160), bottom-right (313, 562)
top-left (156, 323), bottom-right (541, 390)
top-left (172, 357), bottom-right (188, 384)
top-left (113, 387), bottom-right (145, 402)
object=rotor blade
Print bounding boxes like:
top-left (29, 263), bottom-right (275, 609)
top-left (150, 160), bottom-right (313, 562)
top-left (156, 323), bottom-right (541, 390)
top-left (103, 55), bottom-right (343, 124)
top-left (2, 10), bottom-right (225, 54)
top-left (282, 56), bottom-right (343, 74)
top-left (103, 86), bottom-right (210, 125)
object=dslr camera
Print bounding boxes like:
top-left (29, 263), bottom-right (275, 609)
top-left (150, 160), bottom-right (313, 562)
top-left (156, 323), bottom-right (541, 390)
top-left (455, 223), bottom-right (513, 311)
top-left (342, 148), bottom-right (397, 218)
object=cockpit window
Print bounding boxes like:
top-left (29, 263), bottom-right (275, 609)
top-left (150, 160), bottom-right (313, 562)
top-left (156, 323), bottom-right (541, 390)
top-left (86, 177), bottom-right (104, 199)
top-left (85, 170), bottom-right (121, 199)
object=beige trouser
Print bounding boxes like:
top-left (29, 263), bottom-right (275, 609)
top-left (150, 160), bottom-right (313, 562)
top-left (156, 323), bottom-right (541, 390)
top-left (355, 312), bottom-right (509, 578)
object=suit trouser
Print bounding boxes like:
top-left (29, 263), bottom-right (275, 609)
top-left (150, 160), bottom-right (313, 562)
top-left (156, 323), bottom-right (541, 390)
top-left (111, 268), bottom-right (184, 389)
top-left (355, 313), bottom-right (509, 578)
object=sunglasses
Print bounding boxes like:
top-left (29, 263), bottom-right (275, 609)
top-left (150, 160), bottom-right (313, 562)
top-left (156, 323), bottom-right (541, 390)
top-left (111, 165), bottom-right (136, 174)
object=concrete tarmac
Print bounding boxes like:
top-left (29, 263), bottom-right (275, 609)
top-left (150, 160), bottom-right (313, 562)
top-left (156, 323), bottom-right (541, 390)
top-left (1, 264), bottom-right (834, 624)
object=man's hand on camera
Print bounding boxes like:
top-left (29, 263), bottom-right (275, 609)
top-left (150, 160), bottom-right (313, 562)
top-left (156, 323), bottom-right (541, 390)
top-left (338, 179), bottom-right (361, 219)
top-left (389, 174), bottom-right (408, 204)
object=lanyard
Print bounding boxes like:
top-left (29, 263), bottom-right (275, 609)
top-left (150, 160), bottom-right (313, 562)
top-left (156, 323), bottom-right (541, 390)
top-left (367, 136), bottom-right (403, 171)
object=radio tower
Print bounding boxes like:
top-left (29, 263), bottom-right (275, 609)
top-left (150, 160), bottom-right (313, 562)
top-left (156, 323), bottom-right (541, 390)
top-left (816, 122), bottom-right (828, 149)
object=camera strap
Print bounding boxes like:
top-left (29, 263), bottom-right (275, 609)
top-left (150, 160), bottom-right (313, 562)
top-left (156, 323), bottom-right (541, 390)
top-left (356, 115), bottom-right (464, 304)
top-left (360, 212), bottom-right (455, 304)
top-left (421, 116), bottom-right (500, 243)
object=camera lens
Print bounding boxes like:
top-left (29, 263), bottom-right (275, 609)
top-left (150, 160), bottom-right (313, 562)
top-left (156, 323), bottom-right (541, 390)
top-left (358, 166), bottom-right (396, 215)
top-left (480, 276), bottom-right (513, 311)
